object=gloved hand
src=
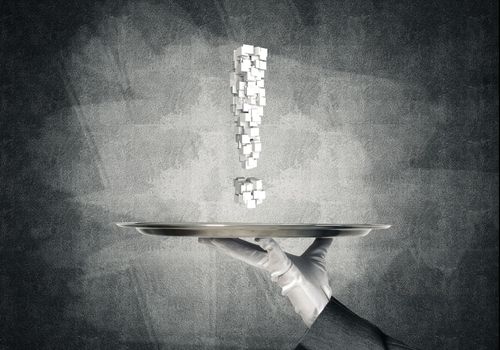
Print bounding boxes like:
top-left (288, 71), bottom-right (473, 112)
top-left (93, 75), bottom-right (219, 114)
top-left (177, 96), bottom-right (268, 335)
top-left (199, 237), bottom-right (333, 328)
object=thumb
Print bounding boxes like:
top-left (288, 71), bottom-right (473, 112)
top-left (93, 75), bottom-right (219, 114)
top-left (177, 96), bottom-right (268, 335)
top-left (301, 238), bottom-right (333, 261)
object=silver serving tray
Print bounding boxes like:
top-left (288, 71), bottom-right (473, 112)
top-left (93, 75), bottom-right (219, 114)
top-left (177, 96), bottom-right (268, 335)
top-left (116, 222), bottom-right (391, 238)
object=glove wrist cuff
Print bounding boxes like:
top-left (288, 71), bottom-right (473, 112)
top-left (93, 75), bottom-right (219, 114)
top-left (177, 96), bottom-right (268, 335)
top-left (275, 264), bottom-right (302, 292)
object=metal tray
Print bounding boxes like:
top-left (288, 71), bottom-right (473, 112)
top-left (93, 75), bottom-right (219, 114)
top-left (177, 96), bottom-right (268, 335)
top-left (116, 222), bottom-right (391, 238)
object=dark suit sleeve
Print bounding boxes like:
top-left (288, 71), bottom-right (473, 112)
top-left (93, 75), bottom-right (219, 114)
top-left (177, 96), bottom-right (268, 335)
top-left (295, 298), bottom-right (415, 350)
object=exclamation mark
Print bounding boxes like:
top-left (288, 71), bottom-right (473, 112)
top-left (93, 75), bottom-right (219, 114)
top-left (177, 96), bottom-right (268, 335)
top-left (231, 45), bottom-right (267, 209)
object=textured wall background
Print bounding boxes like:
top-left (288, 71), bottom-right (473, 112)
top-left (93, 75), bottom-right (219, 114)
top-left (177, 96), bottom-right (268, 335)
top-left (1, 0), bottom-right (498, 349)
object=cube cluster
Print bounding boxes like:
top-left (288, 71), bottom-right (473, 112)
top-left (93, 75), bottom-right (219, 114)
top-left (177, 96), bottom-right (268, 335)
top-left (231, 44), bottom-right (267, 170)
top-left (231, 45), bottom-right (267, 209)
top-left (234, 177), bottom-right (266, 209)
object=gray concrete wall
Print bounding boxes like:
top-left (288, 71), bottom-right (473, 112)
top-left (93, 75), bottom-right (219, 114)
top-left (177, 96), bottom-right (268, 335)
top-left (1, 1), bottom-right (498, 349)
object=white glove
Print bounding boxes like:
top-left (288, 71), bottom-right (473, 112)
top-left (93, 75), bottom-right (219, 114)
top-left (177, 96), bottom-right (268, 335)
top-left (199, 237), bottom-right (333, 328)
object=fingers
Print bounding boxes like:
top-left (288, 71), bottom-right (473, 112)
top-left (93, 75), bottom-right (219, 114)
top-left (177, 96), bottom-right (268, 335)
top-left (200, 237), bottom-right (291, 275)
top-left (198, 238), bottom-right (267, 267)
top-left (199, 237), bottom-right (264, 251)
top-left (301, 238), bottom-right (333, 260)
top-left (254, 237), bottom-right (281, 252)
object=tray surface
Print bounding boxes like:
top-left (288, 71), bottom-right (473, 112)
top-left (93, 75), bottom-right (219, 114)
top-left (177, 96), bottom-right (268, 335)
top-left (116, 222), bottom-right (391, 238)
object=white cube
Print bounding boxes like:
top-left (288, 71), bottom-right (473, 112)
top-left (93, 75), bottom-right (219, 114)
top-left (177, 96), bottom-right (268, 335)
top-left (245, 85), bottom-right (258, 96)
top-left (251, 114), bottom-right (261, 123)
top-left (241, 134), bottom-right (250, 144)
top-left (250, 67), bottom-right (260, 76)
top-left (246, 199), bottom-right (257, 209)
top-left (244, 158), bottom-right (257, 169)
top-left (241, 44), bottom-right (254, 55)
top-left (255, 180), bottom-right (263, 190)
top-left (246, 82), bottom-right (257, 91)
top-left (240, 60), bottom-right (251, 72)
top-left (253, 190), bottom-right (266, 200)
top-left (240, 113), bottom-right (251, 122)
top-left (256, 60), bottom-right (267, 70)
top-left (255, 47), bottom-right (268, 60)
top-left (248, 178), bottom-right (261, 186)
top-left (242, 143), bottom-right (252, 155)
top-left (249, 127), bottom-right (260, 137)
top-left (252, 142), bottom-right (262, 152)
top-left (244, 72), bottom-right (256, 81)
top-left (245, 88), bottom-right (257, 97)
top-left (242, 103), bottom-right (253, 112)
top-left (257, 96), bottom-right (266, 106)
top-left (254, 106), bottom-right (264, 116)
top-left (242, 191), bottom-right (252, 202)
top-left (234, 47), bottom-right (243, 57)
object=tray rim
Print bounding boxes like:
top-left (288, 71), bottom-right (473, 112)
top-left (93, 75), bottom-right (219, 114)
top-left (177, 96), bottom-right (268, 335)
top-left (116, 222), bottom-right (392, 230)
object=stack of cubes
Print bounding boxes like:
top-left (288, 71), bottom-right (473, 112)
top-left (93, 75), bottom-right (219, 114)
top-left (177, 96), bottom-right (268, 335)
top-left (234, 177), bottom-right (266, 209)
top-left (231, 45), bottom-right (267, 209)
top-left (230, 44), bottom-right (267, 170)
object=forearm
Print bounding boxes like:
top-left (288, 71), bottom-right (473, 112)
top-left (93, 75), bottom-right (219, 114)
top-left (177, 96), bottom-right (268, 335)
top-left (296, 298), bottom-right (415, 350)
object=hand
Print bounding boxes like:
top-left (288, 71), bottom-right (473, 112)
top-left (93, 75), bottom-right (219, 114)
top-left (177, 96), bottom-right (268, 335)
top-left (199, 237), bottom-right (333, 327)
